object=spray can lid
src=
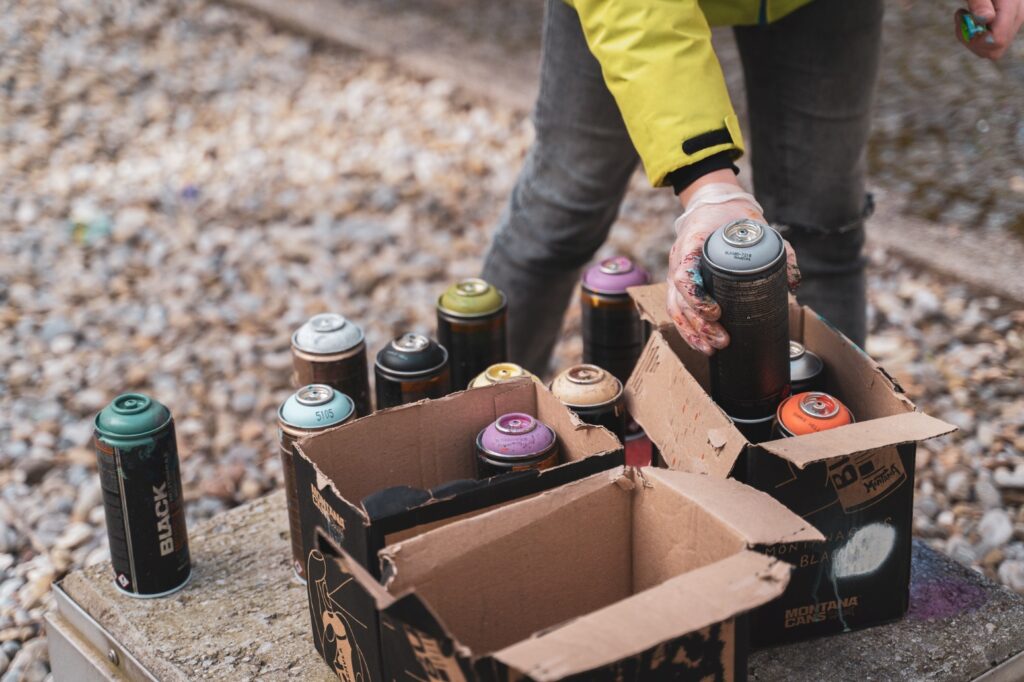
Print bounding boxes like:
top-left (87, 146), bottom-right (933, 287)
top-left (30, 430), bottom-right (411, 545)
top-left (437, 278), bottom-right (506, 317)
top-left (478, 412), bottom-right (556, 458)
top-left (550, 364), bottom-right (623, 408)
top-left (375, 333), bottom-right (448, 377)
top-left (278, 384), bottom-right (355, 429)
top-left (582, 256), bottom-right (651, 294)
top-left (292, 313), bottom-right (365, 355)
top-left (95, 393), bottom-right (172, 438)
top-left (777, 391), bottom-right (853, 436)
top-left (469, 363), bottom-right (535, 388)
top-left (789, 341), bottom-right (824, 384)
top-left (702, 219), bottom-right (784, 276)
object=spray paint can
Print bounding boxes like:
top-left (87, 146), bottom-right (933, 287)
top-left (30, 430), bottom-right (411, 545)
top-left (468, 362), bottom-right (539, 389)
top-left (291, 313), bottom-right (371, 418)
top-left (374, 333), bottom-right (451, 409)
top-left (580, 256), bottom-right (651, 386)
top-left (436, 278), bottom-right (508, 390)
top-left (549, 364), bottom-right (626, 442)
top-left (278, 384), bottom-right (355, 581)
top-left (475, 413), bottom-right (559, 478)
top-left (775, 391), bottom-right (853, 438)
top-left (93, 393), bottom-right (190, 597)
top-left (701, 219), bottom-right (790, 441)
top-left (789, 341), bottom-right (825, 395)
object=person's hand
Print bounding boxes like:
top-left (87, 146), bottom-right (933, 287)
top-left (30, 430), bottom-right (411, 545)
top-left (956, 1), bottom-right (1024, 60)
top-left (667, 180), bottom-right (800, 356)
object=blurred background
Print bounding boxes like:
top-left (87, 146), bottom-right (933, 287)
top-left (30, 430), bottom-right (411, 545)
top-left (1, 0), bottom-right (1022, 677)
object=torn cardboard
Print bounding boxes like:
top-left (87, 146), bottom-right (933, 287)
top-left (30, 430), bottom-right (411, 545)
top-left (625, 282), bottom-right (956, 645)
top-left (330, 467), bottom-right (822, 681)
top-left (294, 378), bottom-right (623, 679)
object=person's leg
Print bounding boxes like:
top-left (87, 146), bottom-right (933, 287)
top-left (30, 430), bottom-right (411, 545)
top-left (481, 0), bottom-right (639, 376)
top-left (734, 0), bottom-right (884, 347)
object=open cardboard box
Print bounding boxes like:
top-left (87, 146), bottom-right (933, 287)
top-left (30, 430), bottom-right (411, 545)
top-left (310, 467), bottom-right (822, 681)
top-left (294, 378), bottom-right (623, 679)
top-left (624, 283), bottom-right (956, 645)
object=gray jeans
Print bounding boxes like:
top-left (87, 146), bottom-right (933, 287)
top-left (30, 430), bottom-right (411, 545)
top-left (481, 0), bottom-right (883, 375)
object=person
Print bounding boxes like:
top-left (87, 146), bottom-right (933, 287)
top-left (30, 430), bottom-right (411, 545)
top-left (481, 0), bottom-right (1023, 375)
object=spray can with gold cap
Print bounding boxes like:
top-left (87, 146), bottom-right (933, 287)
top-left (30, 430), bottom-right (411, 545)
top-left (278, 384), bottom-right (355, 581)
top-left (436, 278), bottom-right (508, 390)
top-left (291, 313), bottom-right (371, 417)
top-left (549, 364), bottom-right (626, 442)
top-left (374, 333), bottom-right (451, 410)
top-left (468, 362), bottom-right (539, 389)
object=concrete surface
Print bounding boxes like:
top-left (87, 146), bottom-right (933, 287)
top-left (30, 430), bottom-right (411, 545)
top-left (57, 491), bottom-right (1024, 680)
top-left (59, 491), bottom-right (333, 681)
top-left (221, 0), bottom-right (1024, 304)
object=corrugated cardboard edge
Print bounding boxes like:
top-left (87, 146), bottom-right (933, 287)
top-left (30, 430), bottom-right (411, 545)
top-left (494, 550), bottom-right (790, 680)
top-left (293, 441), bottom-right (371, 524)
top-left (643, 468), bottom-right (824, 546)
top-left (627, 283), bottom-right (671, 329)
top-left (759, 411), bottom-right (958, 469)
top-left (625, 330), bottom-right (746, 478)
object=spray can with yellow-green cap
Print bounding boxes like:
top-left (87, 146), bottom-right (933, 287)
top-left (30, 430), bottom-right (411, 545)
top-left (436, 278), bottom-right (508, 389)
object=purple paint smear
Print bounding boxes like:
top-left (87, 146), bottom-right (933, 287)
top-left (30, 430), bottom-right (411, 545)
top-left (908, 578), bottom-right (987, 621)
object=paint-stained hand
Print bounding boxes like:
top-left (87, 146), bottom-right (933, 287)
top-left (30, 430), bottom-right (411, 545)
top-left (956, 0), bottom-right (1024, 60)
top-left (668, 183), bottom-right (800, 356)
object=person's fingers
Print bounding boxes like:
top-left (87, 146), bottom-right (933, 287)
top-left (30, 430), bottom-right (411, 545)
top-left (667, 285), bottom-right (712, 355)
top-left (783, 240), bottom-right (802, 294)
top-left (669, 249), bottom-right (722, 322)
top-left (986, 0), bottom-right (1022, 59)
top-left (669, 285), bottom-right (729, 353)
top-left (968, 0), bottom-right (996, 22)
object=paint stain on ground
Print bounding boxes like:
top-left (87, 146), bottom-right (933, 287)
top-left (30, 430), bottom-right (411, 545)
top-left (908, 579), bottom-right (987, 620)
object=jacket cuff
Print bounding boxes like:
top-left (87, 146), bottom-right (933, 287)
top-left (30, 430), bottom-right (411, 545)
top-left (666, 152), bottom-right (739, 195)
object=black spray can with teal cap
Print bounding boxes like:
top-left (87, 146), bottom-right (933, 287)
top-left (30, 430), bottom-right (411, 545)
top-left (93, 393), bottom-right (191, 597)
top-left (701, 219), bottom-right (790, 441)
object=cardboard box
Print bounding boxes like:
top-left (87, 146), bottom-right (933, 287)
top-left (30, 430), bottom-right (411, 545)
top-left (625, 283), bottom-right (956, 646)
top-left (309, 467), bottom-right (821, 681)
top-left (294, 378), bottom-right (623, 680)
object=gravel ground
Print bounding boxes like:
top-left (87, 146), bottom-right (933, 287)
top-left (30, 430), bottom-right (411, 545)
top-left (1, 0), bottom-right (1022, 677)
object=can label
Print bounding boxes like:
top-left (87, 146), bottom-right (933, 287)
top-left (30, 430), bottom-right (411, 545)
top-left (828, 449), bottom-right (908, 513)
top-left (95, 422), bottom-right (190, 596)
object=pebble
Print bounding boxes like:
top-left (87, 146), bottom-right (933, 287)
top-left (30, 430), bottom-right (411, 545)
top-left (999, 561), bottom-right (1024, 592)
top-left (945, 470), bottom-right (971, 502)
top-left (979, 509), bottom-right (1015, 551)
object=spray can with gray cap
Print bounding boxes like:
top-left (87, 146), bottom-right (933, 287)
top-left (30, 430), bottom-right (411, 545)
top-left (291, 313), bottom-right (372, 418)
top-left (701, 219), bottom-right (791, 441)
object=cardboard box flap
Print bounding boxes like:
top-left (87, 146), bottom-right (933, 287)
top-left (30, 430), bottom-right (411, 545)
top-left (759, 411), bottom-right (956, 469)
top-left (494, 550), bottom-right (790, 681)
top-left (380, 471), bottom-right (620, 591)
top-left (626, 333), bottom-right (746, 478)
top-left (626, 283), bottom-right (672, 329)
top-left (644, 468), bottom-right (824, 545)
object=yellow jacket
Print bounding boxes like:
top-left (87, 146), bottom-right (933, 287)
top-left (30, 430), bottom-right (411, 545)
top-left (567, 0), bottom-right (812, 187)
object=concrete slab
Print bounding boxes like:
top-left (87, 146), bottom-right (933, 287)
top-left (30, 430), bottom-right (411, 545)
top-left (58, 491), bottom-right (332, 681)
top-left (54, 491), bottom-right (1024, 680)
